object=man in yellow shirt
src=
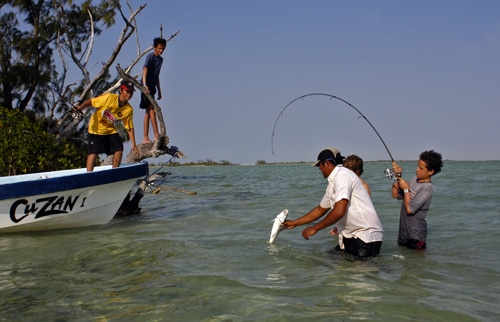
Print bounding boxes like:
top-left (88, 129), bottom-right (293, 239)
top-left (75, 80), bottom-right (139, 172)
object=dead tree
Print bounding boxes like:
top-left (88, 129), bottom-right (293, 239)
top-left (54, 2), bottom-right (147, 137)
top-left (49, 2), bottom-right (183, 216)
top-left (54, 1), bottom-right (182, 161)
top-left (55, 3), bottom-right (179, 143)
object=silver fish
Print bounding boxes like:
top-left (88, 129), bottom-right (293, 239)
top-left (269, 209), bottom-right (288, 243)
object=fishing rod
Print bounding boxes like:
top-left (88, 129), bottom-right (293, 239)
top-left (271, 93), bottom-right (396, 164)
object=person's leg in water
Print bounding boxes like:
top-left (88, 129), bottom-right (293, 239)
top-left (401, 239), bottom-right (426, 250)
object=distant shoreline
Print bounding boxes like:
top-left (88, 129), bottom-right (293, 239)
top-left (148, 159), bottom-right (487, 167)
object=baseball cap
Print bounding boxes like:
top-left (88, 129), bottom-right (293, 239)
top-left (312, 147), bottom-right (343, 167)
top-left (120, 80), bottom-right (135, 91)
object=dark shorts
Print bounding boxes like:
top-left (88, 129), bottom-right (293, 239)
top-left (87, 133), bottom-right (123, 155)
top-left (343, 237), bottom-right (382, 259)
top-left (399, 239), bottom-right (426, 250)
top-left (140, 87), bottom-right (156, 109)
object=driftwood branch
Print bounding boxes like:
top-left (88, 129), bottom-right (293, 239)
top-left (53, 2), bottom-right (185, 166)
top-left (77, 3), bottom-right (145, 99)
top-left (83, 9), bottom-right (95, 67)
top-left (166, 30), bottom-right (181, 42)
top-left (55, 3), bottom-right (147, 138)
top-left (100, 135), bottom-right (185, 166)
top-left (117, 64), bottom-right (166, 137)
top-left (101, 67), bottom-right (187, 165)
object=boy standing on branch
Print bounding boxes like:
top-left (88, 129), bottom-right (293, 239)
top-left (74, 80), bottom-right (139, 172)
top-left (140, 37), bottom-right (167, 144)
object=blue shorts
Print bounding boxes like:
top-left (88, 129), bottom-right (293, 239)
top-left (140, 87), bottom-right (157, 109)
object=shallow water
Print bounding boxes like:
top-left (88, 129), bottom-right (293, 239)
top-left (1, 161), bottom-right (499, 321)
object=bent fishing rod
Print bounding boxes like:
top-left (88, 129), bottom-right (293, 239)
top-left (271, 93), bottom-right (396, 164)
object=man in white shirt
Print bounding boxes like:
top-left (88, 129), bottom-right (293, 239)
top-left (283, 147), bottom-right (384, 259)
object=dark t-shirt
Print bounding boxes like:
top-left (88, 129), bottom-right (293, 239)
top-left (144, 52), bottom-right (163, 89)
top-left (140, 53), bottom-right (163, 109)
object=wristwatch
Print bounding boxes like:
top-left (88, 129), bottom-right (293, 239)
top-left (403, 189), bottom-right (409, 194)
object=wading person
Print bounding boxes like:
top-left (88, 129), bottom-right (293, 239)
top-left (391, 150), bottom-right (443, 250)
top-left (283, 147), bottom-right (384, 260)
top-left (343, 154), bottom-right (371, 197)
top-left (74, 80), bottom-right (139, 172)
top-left (140, 37), bottom-right (167, 144)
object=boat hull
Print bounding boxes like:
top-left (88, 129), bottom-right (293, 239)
top-left (0, 162), bottom-right (148, 233)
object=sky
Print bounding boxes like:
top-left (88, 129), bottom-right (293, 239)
top-left (75, 1), bottom-right (500, 163)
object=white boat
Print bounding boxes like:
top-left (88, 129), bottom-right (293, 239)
top-left (0, 161), bottom-right (149, 233)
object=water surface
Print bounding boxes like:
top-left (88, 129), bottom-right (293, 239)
top-left (1, 161), bottom-right (498, 321)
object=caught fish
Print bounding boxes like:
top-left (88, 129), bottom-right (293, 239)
top-left (269, 209), bottom-right (288, 243)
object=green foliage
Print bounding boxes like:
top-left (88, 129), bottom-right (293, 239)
top-left (0, 0), bottom-right (120, 113)
top-left (0, 106), bottom-right (87, 176)
top-left (0, 1), bottom-right (123, 175)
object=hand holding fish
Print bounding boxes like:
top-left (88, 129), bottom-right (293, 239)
top-left (281, 220), bottom-right (296, 230)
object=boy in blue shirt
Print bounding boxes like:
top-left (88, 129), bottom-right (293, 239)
top-left (140, 37), bottom-right (167, 144)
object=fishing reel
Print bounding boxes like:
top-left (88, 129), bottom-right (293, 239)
top-left (70, 106), bottom-right (84, 120)
top-left (384, 168), bottom-right (401, 181)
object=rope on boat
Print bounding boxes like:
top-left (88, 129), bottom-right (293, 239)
top-left (142, 146), bottom-right (197, 195)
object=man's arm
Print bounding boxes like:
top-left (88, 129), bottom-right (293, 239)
top-left (302, 199), bottom-right (348, 239)
top-left (283, 205), bottom-right (329, 229)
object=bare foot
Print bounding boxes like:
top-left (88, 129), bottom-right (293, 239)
top-left (142, 139), bottom-right (152, 144)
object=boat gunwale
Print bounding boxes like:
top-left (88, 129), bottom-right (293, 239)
top-left (0, 161), bottom-right (149, 200)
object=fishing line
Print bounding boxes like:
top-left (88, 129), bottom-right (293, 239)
top-left (271, 93), bottom-right (395, 162)
top-left (146, 148), bottom-right (180, 187)
top-left (143, 145), bottom-right (188, 192)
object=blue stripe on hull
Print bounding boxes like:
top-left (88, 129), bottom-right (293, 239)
top-left (0, 162), bottom-right (149, 200)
